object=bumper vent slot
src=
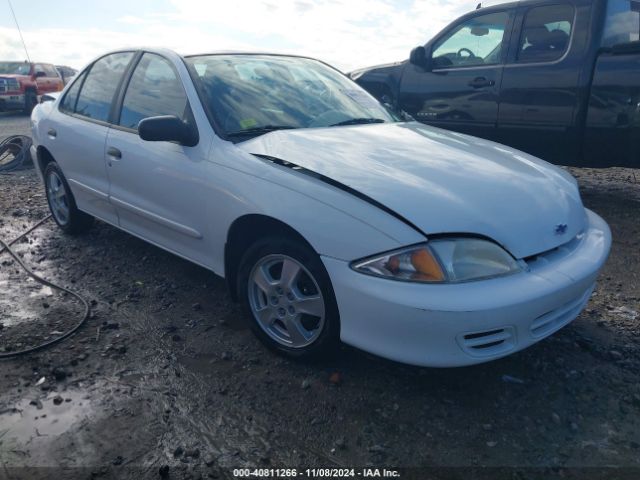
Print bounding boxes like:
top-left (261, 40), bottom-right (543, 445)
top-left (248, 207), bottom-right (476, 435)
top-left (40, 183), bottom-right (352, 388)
top-left (457, 326), bottom-right (516, 358)
top-left (530, 285), bottom-right (594, 338)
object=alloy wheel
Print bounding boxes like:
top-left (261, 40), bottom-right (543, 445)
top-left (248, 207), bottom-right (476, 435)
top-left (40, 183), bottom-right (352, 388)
top-left (248, 254), bottom-right (326, 348)
top-left (46, 170), bottom-right (70, 225)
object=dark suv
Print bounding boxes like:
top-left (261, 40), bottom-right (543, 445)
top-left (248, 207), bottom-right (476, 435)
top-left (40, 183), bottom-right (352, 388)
top-left (352, 0), bottom-right (640, 168)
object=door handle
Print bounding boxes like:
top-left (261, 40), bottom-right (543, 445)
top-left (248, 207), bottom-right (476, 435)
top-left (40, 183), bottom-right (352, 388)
top-left (107, 147), bottom-right (122, 159)
top-left (468, 77), bottom-right (495, 88)
top-left (47, 128), bottom-right (57, 138)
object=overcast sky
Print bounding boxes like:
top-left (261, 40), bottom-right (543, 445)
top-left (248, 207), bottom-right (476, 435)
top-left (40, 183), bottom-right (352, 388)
top-left (0, 0), bottom-right (507, 72)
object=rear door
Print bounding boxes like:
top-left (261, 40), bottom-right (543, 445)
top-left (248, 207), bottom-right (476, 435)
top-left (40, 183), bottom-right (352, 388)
top-left (50, 52), bottom-right (135, 224)
top-left (397, 9), bottom-right (514, 140)
top-left (106, 52), bottom-right (212, 266)
top-left (498, 2), bottom-right (583, 164)
top-left (583, 0), bottom-right (640, 168)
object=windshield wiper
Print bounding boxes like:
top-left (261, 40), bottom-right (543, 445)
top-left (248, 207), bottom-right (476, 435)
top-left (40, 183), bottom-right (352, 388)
top-left (226, 125), bottom-right (297, 138)
top-left (329, 118), bottom-right (386, 127)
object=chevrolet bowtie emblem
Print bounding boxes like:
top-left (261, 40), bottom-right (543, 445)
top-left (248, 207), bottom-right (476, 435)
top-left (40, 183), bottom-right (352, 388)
top-left (555, 224), bottom-right (568, 235)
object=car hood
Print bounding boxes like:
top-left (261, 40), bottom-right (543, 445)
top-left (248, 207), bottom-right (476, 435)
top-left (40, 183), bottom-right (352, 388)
top-left (238, 122), bottom-right (586, 259)
top-left (349, 60), bottom-right (405, 79)
top-left (0, 74), bottom-right (29, 80)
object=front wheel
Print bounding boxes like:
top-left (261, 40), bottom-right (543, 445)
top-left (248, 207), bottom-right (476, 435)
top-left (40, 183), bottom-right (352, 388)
top-left (23, 90), bottom-right (37, 115)
top-left (44, 162), bottom-right (94, 234)
top-left (237, 236), bottom-right (340, 360)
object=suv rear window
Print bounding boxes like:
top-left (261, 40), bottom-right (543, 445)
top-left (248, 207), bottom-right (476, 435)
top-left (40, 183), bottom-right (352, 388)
top-left (517, 5), bottom-right (574, 63)
top-left (603, 0), bottom-right (640, 47)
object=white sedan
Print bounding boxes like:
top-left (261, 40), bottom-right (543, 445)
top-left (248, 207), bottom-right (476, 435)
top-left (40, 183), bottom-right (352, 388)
top-left (30, 48), bottom-right (611, 367)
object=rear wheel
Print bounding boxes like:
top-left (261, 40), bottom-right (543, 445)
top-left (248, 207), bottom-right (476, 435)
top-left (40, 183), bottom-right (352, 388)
top-left (44, 162), bottom-right (94, 234)
top-left (238, 236), bottom-right (340, 360)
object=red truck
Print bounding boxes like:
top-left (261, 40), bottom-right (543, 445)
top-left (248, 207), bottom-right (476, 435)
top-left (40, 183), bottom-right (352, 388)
top-left (0, 61), bottom-right (64, 114)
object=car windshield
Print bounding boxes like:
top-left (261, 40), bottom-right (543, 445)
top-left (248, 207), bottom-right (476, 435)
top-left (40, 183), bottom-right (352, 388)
top-left (0, 62), bottom-right (30, 75)
top-left (185, 55), bottom-right (398, 140)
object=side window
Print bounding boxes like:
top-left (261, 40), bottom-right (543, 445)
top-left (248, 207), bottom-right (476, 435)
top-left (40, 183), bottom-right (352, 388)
top-left (60, 71), bottom-right (87, 113)
top-left (602, 0), bottom-right (640, 47)
top-left (119, 53), bottom-right (188, 130)
top-left (75, 52), bottom-right (134, 123)
top-left (517, 5), bottom-right (574, 63)
top-left (34, 64), bottom-right (45, 76)
top-left (44, 64), bottom-right (59, 78)
top-left (431, 12), bottom-right (509, 69)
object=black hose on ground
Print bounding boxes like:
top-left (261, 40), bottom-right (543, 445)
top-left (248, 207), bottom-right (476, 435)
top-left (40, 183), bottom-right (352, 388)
top-left (0, 215), bottom-right (91, 359)
top-left (0, 135), bottom-right (33, 173)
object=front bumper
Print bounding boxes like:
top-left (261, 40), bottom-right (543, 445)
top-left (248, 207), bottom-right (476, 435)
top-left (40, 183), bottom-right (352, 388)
top-left (322, 209), bottom-right (611, 367)
top-left (0, 93), bottom-right (25, 111)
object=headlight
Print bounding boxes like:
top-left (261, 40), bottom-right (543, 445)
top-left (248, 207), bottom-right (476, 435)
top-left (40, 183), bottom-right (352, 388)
top-left (352, 238), bottom-right (521, 283)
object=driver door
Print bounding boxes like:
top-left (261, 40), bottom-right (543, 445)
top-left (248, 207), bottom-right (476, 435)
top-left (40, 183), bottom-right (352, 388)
top-left (34, 64), bottom-right (55, 94)
top-left (398, 10), bottom-right (514, 140)
top-left (106, 52), bottom-right (213, 268)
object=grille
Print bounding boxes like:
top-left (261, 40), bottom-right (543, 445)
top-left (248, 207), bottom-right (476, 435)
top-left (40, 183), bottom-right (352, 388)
top-left (457, 326), bottom-right (516, 358)
top-left (525, 233), bottom-right (583, 270)
top-left (530, 285), bottom-right (594, 338)
top-left (0, 78), bottom-right (19, 93)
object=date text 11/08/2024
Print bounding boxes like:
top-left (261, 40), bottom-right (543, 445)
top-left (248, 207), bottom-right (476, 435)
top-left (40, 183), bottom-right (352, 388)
top-left (232, 468), bottom-right (401, 478)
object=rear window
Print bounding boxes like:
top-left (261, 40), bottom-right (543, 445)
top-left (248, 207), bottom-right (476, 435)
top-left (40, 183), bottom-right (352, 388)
top-left (43, 64), bottom-right (59, 78)
top-left (74, 52), bottom-right (134, 123)
top-left (603, 0), bottom-right (640, 47)
top-left (517, 5), bottom-right (574, 63)
top-left (60, 71), bottom-right (86, 113)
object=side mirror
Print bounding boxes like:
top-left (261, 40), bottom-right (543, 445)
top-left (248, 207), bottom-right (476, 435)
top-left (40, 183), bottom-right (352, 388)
top-left (40, 93), bottom-right (57, 103)
top-left (35, 71), bottom-right (47, 78)
top-left (138, 115), bottom-right (198, 147)
top-left (409, 46), bottom-right (431, 70)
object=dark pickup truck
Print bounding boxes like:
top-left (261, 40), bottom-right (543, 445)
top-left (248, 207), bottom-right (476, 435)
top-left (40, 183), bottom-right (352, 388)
top-left (352, 0), bottom-right (640, 168)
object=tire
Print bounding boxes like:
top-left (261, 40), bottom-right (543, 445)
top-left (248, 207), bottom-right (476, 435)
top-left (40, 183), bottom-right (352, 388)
top-left (44, 162), bottom-right (94, 234)
top-left (237, 236), bottom-right (340, 360)
top-left (23, 90), bottom-right (37, 115)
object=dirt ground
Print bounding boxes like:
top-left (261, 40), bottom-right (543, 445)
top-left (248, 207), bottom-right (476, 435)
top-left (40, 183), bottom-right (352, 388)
top-left (0, 112), bottom-right (639, 480)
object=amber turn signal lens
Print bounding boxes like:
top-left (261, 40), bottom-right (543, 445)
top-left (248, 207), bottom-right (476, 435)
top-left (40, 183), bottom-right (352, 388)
top-left (410, 249), bottom-right (445, 282)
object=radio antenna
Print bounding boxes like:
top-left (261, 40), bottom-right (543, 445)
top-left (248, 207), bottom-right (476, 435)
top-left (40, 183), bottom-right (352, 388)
top-left (7, 0), bottom-right (31, 63)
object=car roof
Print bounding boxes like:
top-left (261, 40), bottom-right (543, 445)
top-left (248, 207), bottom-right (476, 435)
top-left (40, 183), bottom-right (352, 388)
top-left (183, 51), bottom-right (319, 60)
top-left (88, 47), bottom-right (322, 64)
top-left (461, 0), bottom-right (592, 15)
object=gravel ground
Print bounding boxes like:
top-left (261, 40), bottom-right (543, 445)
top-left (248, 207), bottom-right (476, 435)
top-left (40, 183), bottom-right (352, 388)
top-left (0, 112), bottom-right (31, 141)
top-left (0, 115), bottom-right (639, 480)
